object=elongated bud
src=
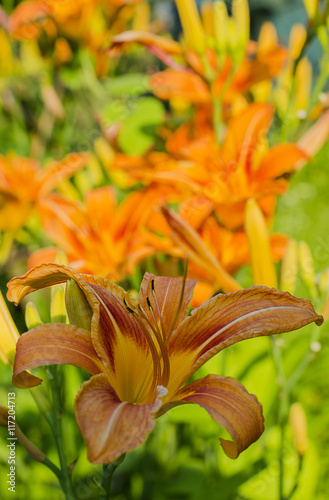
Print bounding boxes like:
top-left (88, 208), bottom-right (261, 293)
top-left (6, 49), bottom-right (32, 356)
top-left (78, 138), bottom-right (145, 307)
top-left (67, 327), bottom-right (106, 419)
top-left (0, 291), bottom-right (19, 367)
top-left (54, 251), bottom-right (68, 266)
top-left (0, 404), bottom-right (45, 462)
top-left (257, 22), bottom-right (278, 53)
top-left (50, 285), bottom-right (67, 324)
top-left (25, 302), bottom-right (43, 330)
top-left (201, 1), bottom-right (215, 38)
top-left (87, 156), bottom-right (104, 185)
top-left (318, 268), bottom-right (329, 296)
top-left (280, 239), bottom-right (298, 294)
top-left (94, 137), bottom-right (115, 170)
top-left (65, 280), bottom-right (92, 331)
top-left (294, 57), bottom-right (312, 118)
top-left (290, 402), bottom-right (309, 456)
top-left (162, 206), bottom-right (241, 293)
top-left (75, 170), bottom-right (92, 197)
top-left (289, 24), bottom-right (307, 59)
top-left (299, 242), bottom-right (317, 297)
top-left (232, 0), bottom-right (250, 50)
top-left (303, 0), bottom-right (318, 19)
top-left (133, 1), bottom-right (150, 31)
top-left (244, 199), bottom-right (277, 288)
top-left (175, 0), bottom-right (206, 53)
top-left (214, 1), bottom-right (228, 53)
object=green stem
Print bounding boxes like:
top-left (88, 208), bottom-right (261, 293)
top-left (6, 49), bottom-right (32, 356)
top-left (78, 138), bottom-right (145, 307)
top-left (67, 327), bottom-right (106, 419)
top-left (43, 457), bottom-right (62, 479)
top-left (49, 367), bottom-right (74, 500)
top-left (100, 455), bottom-right (125, 500)
top-left (270, 337), bottom-right (289, 500)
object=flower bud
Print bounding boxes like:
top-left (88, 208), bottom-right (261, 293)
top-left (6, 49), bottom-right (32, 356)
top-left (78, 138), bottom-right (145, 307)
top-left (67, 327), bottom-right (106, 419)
top-left (244, 199), bottom-right (277, 288)
top-left (175, 0), bottom-right (206, 54)
top-left (303, 0), bottom-right (318, 20)
top-left (133, 1), bottom-right (150, 31)
top-left (201, 1), bottom-right (215, 38)
top-left (299, 241), bottom-right (317, 298)
top-left (50, 285), bottom-right (67, 324)
top-left (65, 280), bottom-right (92, 331)
top-left (290, 402), bottom-right (309, 456)
top-left (280, 239), bottom-right (298, 295)
top-left (232, 0), bottom-right (250, 51)
top-left (54, 251), bottom-right (68, 266)
top-left (214, 1), bottom-right (228, 53)
top-left (25, 302), bottom-right (43, 330)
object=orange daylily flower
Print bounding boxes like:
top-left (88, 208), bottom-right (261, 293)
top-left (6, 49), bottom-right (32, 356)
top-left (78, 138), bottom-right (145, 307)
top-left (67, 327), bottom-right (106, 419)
top-left (111, 24), bottom-right (287, 118)
top-left (0, 152), bottom-right (90, 232)
top-left (32, 186), bottom-right (174, 281)
top-left (158, 206), bottom-right (288, 306)
top-left (7, 264), bottom-right (323, 463)
top-left (9, 0), bottom-right (146, 75)
top-left (112, 103), bottom-right (307, 230)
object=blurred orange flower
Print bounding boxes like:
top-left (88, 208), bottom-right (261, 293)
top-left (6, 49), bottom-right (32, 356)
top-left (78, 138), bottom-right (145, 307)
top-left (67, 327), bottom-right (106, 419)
top-left (32, 186), bottom-right (174, 281)
top-left (0, 152), bottom-right (90, 232)
top-left (112, 103), bottom-right (307, 231)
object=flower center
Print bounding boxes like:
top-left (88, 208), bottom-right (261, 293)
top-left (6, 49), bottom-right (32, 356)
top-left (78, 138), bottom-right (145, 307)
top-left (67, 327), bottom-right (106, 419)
top-left (123, 265), bottom-right (187, 404)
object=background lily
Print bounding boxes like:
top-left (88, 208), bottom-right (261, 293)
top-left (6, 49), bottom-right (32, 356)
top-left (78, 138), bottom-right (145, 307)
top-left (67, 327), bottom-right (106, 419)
top-left (0, 151), bottom-right (90, 233)
top-left (7, 263), bottom-right (323, 464)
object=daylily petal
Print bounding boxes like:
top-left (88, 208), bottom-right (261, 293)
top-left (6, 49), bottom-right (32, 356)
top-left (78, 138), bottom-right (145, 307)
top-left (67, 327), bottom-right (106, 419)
top-left (7, 264), bottom-right (153, 403)
top-left (160, 375), bottom-right (264, 459)
top-left (110, 31), bottom-right (182, 55)
top-left (38, 152), bottom-right (91, 195)
top-left (138, 273), bottom-right (196, 338)
top-left (150, 70), bottom-right (211, 103)
top-left (161, 206), bottom-right (241, 293)
top-left (75, 373), bottom-right (167, 464)
top-left (12, 324), bottom-right (103, 388)
top-left (167, 287), bottom-right (323, 395)
top-left (254, 144), bottom-right (307, 182)
top-left (221, 104), bottom-right (273, 165)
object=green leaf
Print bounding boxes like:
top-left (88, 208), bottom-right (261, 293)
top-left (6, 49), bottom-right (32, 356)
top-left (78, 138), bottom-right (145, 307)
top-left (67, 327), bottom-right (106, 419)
top-left (104, 74), bottom-right (150, 97)
top-left (118, 97), bottom-right (165, 155)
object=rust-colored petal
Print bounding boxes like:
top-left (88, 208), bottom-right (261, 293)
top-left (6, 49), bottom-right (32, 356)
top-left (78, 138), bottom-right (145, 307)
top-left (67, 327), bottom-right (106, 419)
top-left (138, 273), bottom-right (196, 338)
top-left (75, 373), bottom-right (167, 464)
top-left (160, 375), bottom-right (264, 458)
top-left (150, 70), bottom-right (211, 103)
top-left (7, 264), bottom-right (153, 402)
top-left (12, 324), bottom-right (103, 388)
top-left (166, 287), bottom-right (323, 396)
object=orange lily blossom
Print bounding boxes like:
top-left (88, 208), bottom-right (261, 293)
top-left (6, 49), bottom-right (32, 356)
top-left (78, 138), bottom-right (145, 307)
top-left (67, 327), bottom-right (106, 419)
top-left (110, 9), bottom-right (287, 119)
top-left (158, 206), bottom-right (289, 305)
top-left (30, 185), bottom-right (175, 281)
top-left (0, 151), bottom-right (90, 232)
top-left (7, 263), bottom-right (323, 463)
top-left (112, 103), bottom-right (307, 231)
top-left (9, 0), bottom-right (146, 75)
